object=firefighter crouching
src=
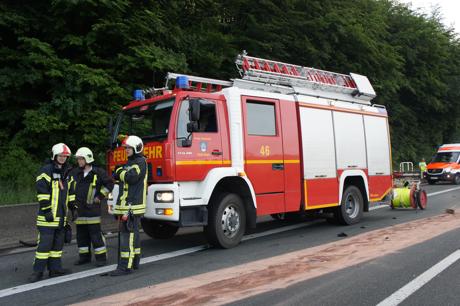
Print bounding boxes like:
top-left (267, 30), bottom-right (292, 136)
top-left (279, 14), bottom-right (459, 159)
top-left (29, 143), bottom-right (76, 283)
top-left (110, 135), bottom-right (147, 276)
top-left (70, 147), bottom-right (114, 267)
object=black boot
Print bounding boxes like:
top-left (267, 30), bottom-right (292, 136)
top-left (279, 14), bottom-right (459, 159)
top-left (28, 272), bottom-right (44, 283)
top-left (74, 258), bottom-right (91, 266)
top-left (49, 268), bottom-right (72, 277)
top-left (108, 268), bottom-right (131, 276)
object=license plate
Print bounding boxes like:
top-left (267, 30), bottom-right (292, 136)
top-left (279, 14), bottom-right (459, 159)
top-left (430, 176), bottom-right (439, 180)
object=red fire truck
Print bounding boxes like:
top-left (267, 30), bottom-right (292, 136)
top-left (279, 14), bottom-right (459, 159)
top-left (107, 52), bottom-right (393, 248)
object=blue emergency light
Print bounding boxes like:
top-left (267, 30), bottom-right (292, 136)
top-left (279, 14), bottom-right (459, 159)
top-left (134, 89), bottom-right (145, 101)
top-left (175, 76), bottom-right (189, 89)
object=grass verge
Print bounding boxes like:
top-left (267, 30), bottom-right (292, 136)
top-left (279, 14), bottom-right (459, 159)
top-left (0, 183), bottom-right (36, 206)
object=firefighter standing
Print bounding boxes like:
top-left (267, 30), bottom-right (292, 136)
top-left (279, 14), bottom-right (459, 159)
top-left (70, 147), bottom-right (114, 267)
top-left (110, 135), bottom-right (147, 276)
top-left (29, 143), bottom-right (76, 283)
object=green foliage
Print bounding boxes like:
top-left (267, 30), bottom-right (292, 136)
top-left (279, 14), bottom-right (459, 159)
top-left (0, 145), bottom-right (39, 205)
top-left (1, 0), bottom-right (460, 204)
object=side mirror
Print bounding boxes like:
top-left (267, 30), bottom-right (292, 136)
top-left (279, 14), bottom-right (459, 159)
top-left (189, 99), bottom-right (201, 122)
top-left (181, 139), bottom-right (192, 147)
top-left (187, 122), bottom-right (199, 133)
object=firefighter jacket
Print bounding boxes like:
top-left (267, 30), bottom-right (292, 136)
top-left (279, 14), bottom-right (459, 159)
top-left (113, 154), bottom-right (147, 216)
top-left (69, 165), bottom-right (114, 223)
top-left (36, 160), bottom-right (75, 228)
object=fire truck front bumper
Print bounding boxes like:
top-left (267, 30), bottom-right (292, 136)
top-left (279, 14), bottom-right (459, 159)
top-left (426, 171), bottom-right (457, 183)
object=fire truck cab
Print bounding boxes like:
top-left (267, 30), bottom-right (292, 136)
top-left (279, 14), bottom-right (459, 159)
top-left (107, 53), bottom-right (393, 248)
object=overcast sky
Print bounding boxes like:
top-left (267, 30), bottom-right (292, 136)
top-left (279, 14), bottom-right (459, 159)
top-left (397, 0), bottom-right (460, 34)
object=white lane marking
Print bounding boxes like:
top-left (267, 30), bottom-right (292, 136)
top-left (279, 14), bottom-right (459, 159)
top-left (376, 249), bottom-right (460, 306)
top-left (426, 186), bottom-right (460, 197)
top-left (0, 246), bottom-right (207, 299)
top-left (0, 223), bottom-right (312, 298)
top-left (369, 205), bottom-right (390, 211)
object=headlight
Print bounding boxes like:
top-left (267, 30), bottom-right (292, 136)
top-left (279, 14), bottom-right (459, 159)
top-left (154, 191), bottom-right (174, 203)
top-left (444, 167), bottom-right (452, 173)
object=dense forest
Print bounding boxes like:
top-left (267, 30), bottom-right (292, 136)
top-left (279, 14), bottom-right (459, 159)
top-left (1, 0), bottom-right (459, 203)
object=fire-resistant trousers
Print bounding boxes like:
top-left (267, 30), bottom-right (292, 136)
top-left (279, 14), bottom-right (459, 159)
top-left (76, 223), bottom-right (107, 262)
top-left (118, 216), bottom-right (141, 270)
top-left (33, 226), bottom-right (65, 272)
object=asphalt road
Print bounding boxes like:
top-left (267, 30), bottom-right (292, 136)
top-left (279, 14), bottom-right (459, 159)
top-left (0, 183), bottom-right (459, 305)
top-left (231, 226), bottom-right (460, 306)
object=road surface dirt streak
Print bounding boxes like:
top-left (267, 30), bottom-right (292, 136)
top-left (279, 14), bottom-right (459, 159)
top-left (75, 213), bottom-right (460, 306)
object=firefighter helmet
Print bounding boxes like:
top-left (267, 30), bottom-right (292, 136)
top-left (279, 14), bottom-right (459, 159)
top-left (52, 143), bottom-right (71, 160)
top-left (75, 147), bottom-right (94, 164)
top-left (123, 135), bottom-right (143, 154)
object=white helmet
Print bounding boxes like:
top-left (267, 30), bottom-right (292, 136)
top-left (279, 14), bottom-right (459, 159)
top-left (123, 135), bottom-right (143, 154)
top-left (75, 147), bottom-right (94, 164)
top-left (52, 143), bottom-right (71, 160)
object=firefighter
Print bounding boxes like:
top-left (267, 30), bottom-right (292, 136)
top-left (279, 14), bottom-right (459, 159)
top-left (70, 147), bottom-right (114, 267)
top-left (109, 135), bottom-right (147, 276)
top-left (29, 143), bottom-right (76, 283)
top-left (419, 158), bottom-right (427, 179)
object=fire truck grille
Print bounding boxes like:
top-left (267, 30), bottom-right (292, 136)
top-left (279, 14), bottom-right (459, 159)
top-left (428, 169), bottom-right (443, 174)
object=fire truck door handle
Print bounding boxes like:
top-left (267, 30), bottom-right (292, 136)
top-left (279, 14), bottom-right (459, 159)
top-left (211, 150), bottom-right (223, 156)
top-left (272, 163), bottom-right (284, 171)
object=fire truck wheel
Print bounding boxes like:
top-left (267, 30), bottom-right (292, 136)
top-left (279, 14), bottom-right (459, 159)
top-left (336, 185), bottom-right (363, 225)
top-left (141, 219), bottom-right (179, 239)
top-left (205, 193), bottom-right (246, 249)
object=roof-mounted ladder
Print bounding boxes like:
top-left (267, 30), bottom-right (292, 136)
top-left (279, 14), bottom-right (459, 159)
top-left (235, 51), bottom-right (376, 103)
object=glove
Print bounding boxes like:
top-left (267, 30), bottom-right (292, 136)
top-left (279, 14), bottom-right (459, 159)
top-left (44, 211), bottom-right (54, 222)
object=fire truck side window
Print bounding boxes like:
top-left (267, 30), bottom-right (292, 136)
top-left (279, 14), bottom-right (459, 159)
top-left (198, 101), bottom-right (217, 133)
top-left (177, 100), bottom-right (190, 141)
top-left (177, 99), bottom-right (218, 144)
top-left (246, 101), bottom-right (276, 136)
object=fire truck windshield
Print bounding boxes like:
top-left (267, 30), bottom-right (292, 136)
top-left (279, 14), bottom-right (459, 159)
top-left (431, 152), bottom-right (460, 163)
top-left (113, 99), bottom-right (174, 143)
